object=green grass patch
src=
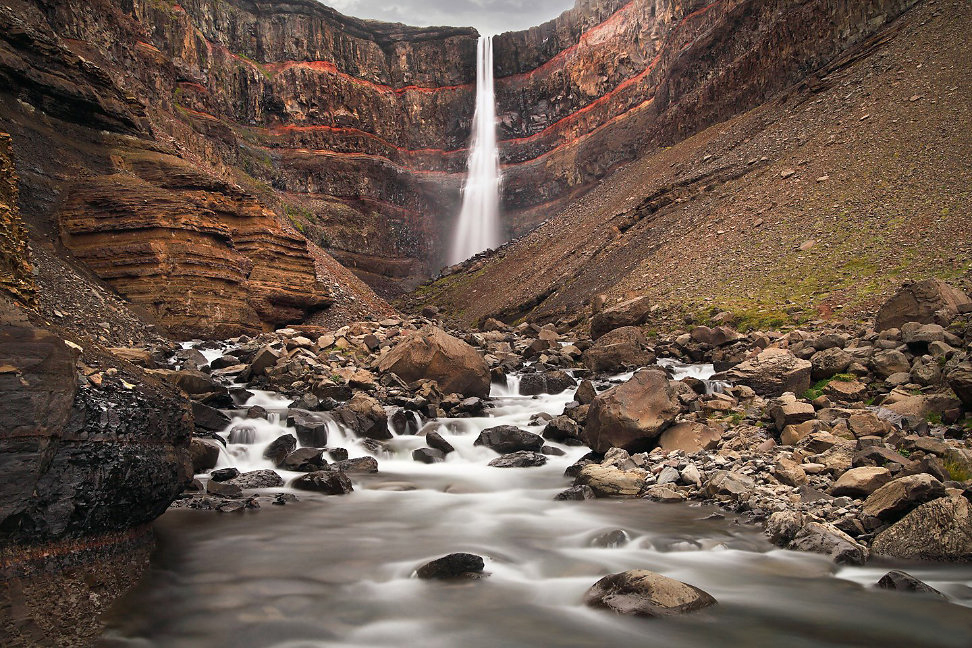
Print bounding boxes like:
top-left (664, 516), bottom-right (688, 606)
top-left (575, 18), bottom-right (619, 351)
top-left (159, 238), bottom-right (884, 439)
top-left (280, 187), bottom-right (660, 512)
top-left (802, 373), bottom-right (857, 401)
top-left (944, 458), bottom-right (971, 482)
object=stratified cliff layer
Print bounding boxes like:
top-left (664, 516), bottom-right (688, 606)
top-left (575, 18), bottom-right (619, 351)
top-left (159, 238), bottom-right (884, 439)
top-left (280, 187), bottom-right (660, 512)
top-left (410, 0), bottom-right (972, 329)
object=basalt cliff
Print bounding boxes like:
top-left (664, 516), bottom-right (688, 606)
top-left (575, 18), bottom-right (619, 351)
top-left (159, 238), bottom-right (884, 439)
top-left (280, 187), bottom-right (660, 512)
top-left (0, 0), bottom-right (931, 329)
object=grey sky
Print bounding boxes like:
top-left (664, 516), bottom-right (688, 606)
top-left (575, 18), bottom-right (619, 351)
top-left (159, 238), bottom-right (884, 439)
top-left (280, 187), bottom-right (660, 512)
top-left (320, 0), bottom-right (577, 35)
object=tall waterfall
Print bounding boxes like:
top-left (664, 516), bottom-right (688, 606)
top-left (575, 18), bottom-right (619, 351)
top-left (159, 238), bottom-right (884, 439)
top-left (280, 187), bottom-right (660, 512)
top-left (449, 35), bottom-right (502, 265)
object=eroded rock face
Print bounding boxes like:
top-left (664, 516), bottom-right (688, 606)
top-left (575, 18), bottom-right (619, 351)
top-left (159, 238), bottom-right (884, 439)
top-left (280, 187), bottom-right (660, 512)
top-left (583, 570), bottom-right (717, 617)
top-left (584, 370), bottom-right (679, 452)
top-left (871, 496), bottom-right (972, 562)
top-left (377, 326), bottom-right (490, 398)
top-left (0, 307), bottom-right (192, 546)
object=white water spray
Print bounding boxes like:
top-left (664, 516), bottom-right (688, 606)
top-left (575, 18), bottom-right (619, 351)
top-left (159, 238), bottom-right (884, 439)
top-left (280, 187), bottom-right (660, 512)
top-left (449, 35), bottom-right (502, 265)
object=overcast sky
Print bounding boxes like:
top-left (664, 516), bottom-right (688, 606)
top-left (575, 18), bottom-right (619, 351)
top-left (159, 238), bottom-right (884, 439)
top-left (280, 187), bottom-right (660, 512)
top-left (321, 0), bottom-right (577, 34)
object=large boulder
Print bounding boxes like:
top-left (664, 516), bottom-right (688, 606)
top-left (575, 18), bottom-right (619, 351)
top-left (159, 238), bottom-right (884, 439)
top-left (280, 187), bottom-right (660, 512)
top-left (874, 279), bottom-right (970, 331)
top-left (656, 422), bottom-right (721, 453)
top-left (590, 296), bottom-right (653, 340)
top-left (582, 370), bottom-right (679, 453)
top-left (946, 363), bottom-right (972, 408)
top-left (720, 348), bottom-right (811, 397)
top-left (377, 326), bottom-right (490, 398)
top-left (575, 464), bottom-right (647, 497)
top-left (583, 570), bottom-right (717, 617)
top-left (519, 370), bottom-right (577, 396)
top-left (291, 470), bottom-right (353, 495)
top-left (333, 392), bottom-right (390, 440)
top-left (474, 425), bottom-right (543, 453)
top-left (871, 496), bottom-right (972, 561)
top-left (830, 466), bottom-right (892, 498)
top-left (582, 326), bottom-right (656, 373)
top-left (862, 473), bottom-right (945, 522)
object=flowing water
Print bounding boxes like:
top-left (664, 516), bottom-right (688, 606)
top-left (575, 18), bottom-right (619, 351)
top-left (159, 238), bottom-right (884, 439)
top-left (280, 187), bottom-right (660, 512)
top-left (449, 35), bottom-right (502, 265)
top-left (102, 370), bottom-right (972, 647)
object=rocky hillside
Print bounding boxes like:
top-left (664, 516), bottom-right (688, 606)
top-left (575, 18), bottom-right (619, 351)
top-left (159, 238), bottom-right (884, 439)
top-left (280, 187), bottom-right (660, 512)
top-left (411, 0), bottom-right (971, 331)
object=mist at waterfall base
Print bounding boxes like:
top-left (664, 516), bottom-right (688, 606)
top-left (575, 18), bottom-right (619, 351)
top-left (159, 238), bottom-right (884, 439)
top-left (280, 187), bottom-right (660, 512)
top-left (449, 36), bottom-right (502, 265)
top-left (101, 353), bottom-right (972, 647)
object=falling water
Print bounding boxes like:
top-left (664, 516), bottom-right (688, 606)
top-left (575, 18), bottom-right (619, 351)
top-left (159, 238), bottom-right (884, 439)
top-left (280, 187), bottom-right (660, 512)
top-left (449, 35), bottom-right (502, 265)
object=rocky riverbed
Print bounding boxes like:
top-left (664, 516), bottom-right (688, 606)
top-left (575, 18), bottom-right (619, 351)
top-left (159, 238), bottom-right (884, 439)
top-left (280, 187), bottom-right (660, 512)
top-left (87, 277), bottom-right (972, 644)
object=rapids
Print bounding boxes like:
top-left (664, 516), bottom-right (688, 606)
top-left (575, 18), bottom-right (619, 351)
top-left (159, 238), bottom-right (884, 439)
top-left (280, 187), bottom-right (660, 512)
top-left (101, 369), bottom-right (972, 647)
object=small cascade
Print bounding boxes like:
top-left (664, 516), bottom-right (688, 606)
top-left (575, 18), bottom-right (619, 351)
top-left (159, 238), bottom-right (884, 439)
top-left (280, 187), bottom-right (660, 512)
top-left (449, 35), bottom-right (502, 264)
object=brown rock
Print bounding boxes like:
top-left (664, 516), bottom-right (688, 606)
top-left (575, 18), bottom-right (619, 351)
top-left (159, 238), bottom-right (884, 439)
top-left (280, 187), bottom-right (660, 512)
top-left (831, 466), bottom-right (892, 498)
top-left (656, 422), bottom-right (721, 454)
top-left (875, 279), bottom-right (971, 331)
top-left (377, 326), bottom-right (490, 398)
top-left (871, 496), bottom-right (972, 561)
top-left (582, 370), bottom-right (679, 452)
top-left (590, 296), bottom-right (653, 339)
top-left (862, 473), bottom-right (946, 522)
top-left (583, 570), bottom-right (717, 617)
top-left (721, 348), bottom-right (811, 397)
top-left (582, 326), bottom-right (655, 373)
top-left (575, 464), bottom-right (647, 498)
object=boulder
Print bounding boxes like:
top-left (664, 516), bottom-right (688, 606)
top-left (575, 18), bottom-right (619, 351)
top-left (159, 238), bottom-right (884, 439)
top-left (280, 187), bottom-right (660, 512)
top-left (287, 409), bottom-right (330, 447)
top-left (377, 326), bottom-right (490, 398)
top-left (871, 350), bottom-right (911, 379)
top-left (554, 485), bottom-right (597, 500)
top-left (810, 347), bottom-right (852, 380)
top-left (876, 571), bottom-right (946, 597)
top-left (590, 296), bottom-right (653, 339)
top-left (416, 553), bottom-right (486, 580)
top-left (582, 326), bottom-right (656, 373)
top-left (946, 363), bottom-right (972, 408)
top-left (582, 370), bottom-right (679, 453)
top-left (575, 464), bottom-right (647, 498)
top-left (425, 431), bottom-right (455, 455)
top-left (331, 457), bottom-right (379, 473)
top-left (875, 279), bottom-right (970, 331)
top-left (871, 496), bottom-right (972, 561)
top-left (488, 451), bottom-right (547, 468)
top-left (189, 438), bottom-right (221, 472)
top-left (474, 425), bottom-right (544, 453)
top-left (703, 470), bottom-right (755, 499)
top-left (519, 370), bottom-right (576, 395)
top-left (412, 447), bottom-right (445, 464)
top-left (250, 346), bottom-right (281, 376)
top-left (279, 448), bottom-right (328, 472)
top-left (228, 469), bottom-right (284, 489)
top-left (766, 511), bottom-right (868, 565)
top-left (774, 458), bottom-right (808, 486)
top-left (263, 434), bottom-right (297, 467)
top-left (291, 470), bottom-right (353, 495)
top-left (767, 395), bottom-right (816, 433)
top-left (109, 347), bottom-right (155, 368)
top-left (583, 570), bottom-right (717, 617)
top-left (831, 466), bottom-right (892, 498)
top-left (862, 473), bottom-right (945, 522)
top-left (206, 480), bottom-right (242, 498)
top-left (167, 369), bottom-right (225, 398)
top-left (823, 379), bottom-right (867, 402)
top-left (209, 467), bottom-right (239, 482)
top-left (191, 401), bottom-right (231, 432)
top-left (542, 415), bottom-right (582, 443)
top-left (333, 393), bottom-right (390, 440)
top-left (656, 422), bottom-right (721, 454)
top-left (721, 348), bottom-right (811, 397)
top-left (574, 380), bottom-right (597, 405)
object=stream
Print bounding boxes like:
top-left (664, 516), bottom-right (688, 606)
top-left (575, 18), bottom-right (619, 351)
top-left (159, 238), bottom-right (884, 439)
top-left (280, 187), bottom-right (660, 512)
top-left (101, 361), bottom-right (972, 647)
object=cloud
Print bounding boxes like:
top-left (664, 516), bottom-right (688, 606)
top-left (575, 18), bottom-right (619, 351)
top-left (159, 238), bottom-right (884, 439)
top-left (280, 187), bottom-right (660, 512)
top-left (314, 0), bottom-right (576, 34)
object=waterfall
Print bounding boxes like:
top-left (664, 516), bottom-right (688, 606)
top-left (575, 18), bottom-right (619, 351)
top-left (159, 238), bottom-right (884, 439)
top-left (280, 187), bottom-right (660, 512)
top-left (449, 35), bottom-right (502, 265)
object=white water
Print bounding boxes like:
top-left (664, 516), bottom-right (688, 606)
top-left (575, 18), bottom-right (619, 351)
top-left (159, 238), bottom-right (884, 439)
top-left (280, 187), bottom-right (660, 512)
top-left (449, 35), bottom-right (502, 264)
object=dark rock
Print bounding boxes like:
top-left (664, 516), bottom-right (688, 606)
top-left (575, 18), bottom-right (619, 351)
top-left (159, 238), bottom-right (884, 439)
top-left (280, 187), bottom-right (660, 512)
top-left (210, 467), bottom-right (240, 482)
top-left (582, 326), bottom-right (656, 373)
top-left (542, 415), bottom-right (582, 443)
top-left (189, 438), bottom-right (222, 472)
top-left (263, 434), bottom-right (297, 466)
top-left (288, 409), bottom-right (331, 447)
top-left (327, 447), bottom-right (349, 461)
top-left (291, 470), bottom-right (354, 495)
top-left (554, 485), bottom-right (596, 500)
top-left (191, 401), bottom-right (231, 432)
top-left (487, 451), bottom-right (547, 467)
top-left (412, 447), bottom-right (445, 463)
top-left (331, 456), bottom-right (378, 473)
top-left (416, 553), bottom-right (486, 580)
top-left (280, 447), bottom-right (328, 472)
top-left (583, 570), bottom-right (717, 617)
top-left (228, 469), bottom-right (285, 489)
top-left (541, 445), bottom-right (566, 456)
top-left (474, 425), bottom-right (544, 453)
top-left (590, 529), bottom-right (629, 547)
top-left (426, 431), bottom-right (455, 455)
top-left (876, 570), bottom-right (947, 598)
top-left (391, 408), bottom-right (422, 435)
top-left (574, 379), bottom-right (597, 405)
top-left (333, 393), bottom-right (390, 440)
top-left (206, 479), bottom-right (243, 498)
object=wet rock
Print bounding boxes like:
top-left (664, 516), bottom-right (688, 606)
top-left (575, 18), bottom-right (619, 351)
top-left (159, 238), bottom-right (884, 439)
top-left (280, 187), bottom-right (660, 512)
top-left (412, 447), bottom-right (445, 464)
top-left (876, 571), bottom-right (946, 598)
top-left (263, 434), bottom-right (297, 467)
top-left (209, 467), bottom-right (240, 482)
top-left (331, 456), bottom-right (378, 473)
top-left (542, 415), bottom-right (582, 443)
top-left (656, 422), bottom-right (721, 453)
top-left (425, 431), bottom-right (455, 455)
top-left (582, 326), bottom-right (656, 373)
top-left (875, 279), bottom-right (970, 331)
top-left (280, 448), bottom-right (328, 472)
top-left (554, 485), bottom-right (596, 501)
top-left (541, 445), bottom-right (566, 456)
top-left (720, 348), bottom-right (811, 397)
top-left (377, 326), bottom-right (490, 398)
top-left (291, 470), bottom-right (354, 495)
top-left (575, 464), bottom-right (647, 498)
top-left (767, 511), bottom-right (868, 565)
top-left (228, 469), bottom-right (284, 489)
top-left (206, 479), bottom-right (243, 498)
top-left (474, 425), bottom-right (544, 453)
top-left (590, 296), bottom-right (653, 339)
top-left (191, 401), bottom-right (231, 432)
top-left (583, 370), bottom-right (679, 453)
top-left (831, 466), bottom-right (892, 498)
top-left (871, 496), bottom-right (972, 561)
top-left (862, 473), bottom-right (946, 522)
top-left (391, 408), bottom-right (422, 435)
top-left (488, 451), bottom-right (547, 468)
top-left (333, 393), bottom-right (390, 440)
top-left (519, 370), bottom-right (576, 395)
top-left (416, 553), bottom-right (486, 580)
top-left (190, 438), bottom-right (221, 472)
top-left (583, 570), bottom-right (717, 617)
top-left (590, 529), bottom-right (629, 547)
top-left (574, 379), bottom-right (597, 405)
top-left (288, 409), bottom-right (330, 447)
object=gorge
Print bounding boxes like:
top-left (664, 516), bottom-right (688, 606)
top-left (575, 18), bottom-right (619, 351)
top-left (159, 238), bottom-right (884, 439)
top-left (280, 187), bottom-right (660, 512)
top-left (1, 0), bottom-right (971, 645)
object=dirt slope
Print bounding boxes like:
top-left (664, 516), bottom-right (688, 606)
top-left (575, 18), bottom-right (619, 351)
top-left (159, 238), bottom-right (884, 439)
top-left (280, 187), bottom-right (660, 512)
top-left (408, 0), bottom-right (971, 330)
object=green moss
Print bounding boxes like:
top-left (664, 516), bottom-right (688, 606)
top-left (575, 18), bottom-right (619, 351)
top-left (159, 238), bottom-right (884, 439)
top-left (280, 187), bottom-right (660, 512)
top-left (944, 458), bottom-right (971, 482)
top-left (926, 411), bottom-right (943, 425)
